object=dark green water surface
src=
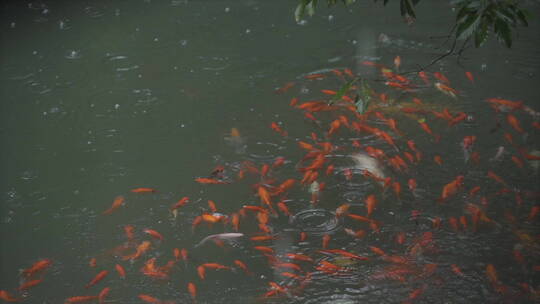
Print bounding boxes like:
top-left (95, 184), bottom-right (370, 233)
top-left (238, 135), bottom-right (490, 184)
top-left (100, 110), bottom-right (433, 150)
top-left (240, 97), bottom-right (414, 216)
top-left (1, 0), bottom-right (539, 303)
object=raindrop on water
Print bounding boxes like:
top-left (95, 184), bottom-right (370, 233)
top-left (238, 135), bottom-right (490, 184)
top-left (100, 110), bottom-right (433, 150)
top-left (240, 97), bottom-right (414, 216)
top-left (10, 22), bottom-right (15, 28)
top-left (225, 7), bottom-right (230, 13)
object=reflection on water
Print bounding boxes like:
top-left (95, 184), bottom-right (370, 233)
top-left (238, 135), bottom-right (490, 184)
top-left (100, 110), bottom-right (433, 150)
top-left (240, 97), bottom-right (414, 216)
top-left (1, 0), bottom-right (540, 303)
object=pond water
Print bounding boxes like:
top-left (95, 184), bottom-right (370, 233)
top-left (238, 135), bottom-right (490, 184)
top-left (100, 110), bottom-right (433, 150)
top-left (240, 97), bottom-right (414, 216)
top-left (1, 0), bottom-right (539, 303)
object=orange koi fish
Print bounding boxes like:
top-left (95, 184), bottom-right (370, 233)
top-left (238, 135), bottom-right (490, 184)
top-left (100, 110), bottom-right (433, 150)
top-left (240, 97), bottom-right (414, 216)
top-left (286, 253), bottom-right (313, 263)
top-left (434, 155), bottom-right (443, 165)
top-left (195, 177), bottom-right (229, 184)
top-left (418, 71), bottom-right (430, 85)
top-left (335, 203), bottom-right (350, 217)
top-left (394, 56), bottom-right (401, 71)
top-left (487, 170), bottom-right (507, 186)
top-left (276, 201), bottom-right (291, 217)
top-left (369, 246), bottom-right (386, 256)
top-left (18, 279), bottom-right (43, 291)
top-left (273, 157), bottom-right (285, 168)
top-left (322, 234), bottom-right (330, 249)
top-left (327, 119), bottom-right (341, 136)
top-left (321, 89), bottom-right (337, 95)
top-left (123, 241), bottom-right (151, 261)
top-left (0, 290), bottom-right (20, 302)
top-left (347, 213), bottom-right (371, 223)
top-left (344, 68), bottom-right (354, 77)
top-left (98, 287), bottom-right (110, 304)
top-left (506, 114), bottom-right (524, 133)
top-left (234, 260), bottom-right (252, 275)
top-left (299, 232), bottom-right (307, 242)
top-left (273, 262), bottom-right (302, 272)
top-left (131, 188), bottom-right (156, 193)
top-left (486, 264), bottom-right (498, 285)
top-left (511, 156), bottom-right (524, 168)
top-left (102, 195), bottom-right (125, 215)
top-left (305, 73), bottom-right (325, 80)
top-left (187, 282), bottom-right (197, 301)
top-left (22, 259), bottom-right (52, 278)
top-left (319, 249), bottom-right (369, 261)
top-left (258, 186), bottom-right (275, 211)
top-left (171, 196), bottom-right (189, 211)
top-left (486, 98), bottom-right (523, 111)
top-left (115, 264), bottom-right (126, 279)
top-left (395, 232), bottom-right (406, 245)
top-left (143, 229), bottom-right (164, 241)
top-left (365, 194), bottom-right (377, 216)
top-left (433, 72), bottom-right (450, 84)
top-left (64, 295), bottom-right (99, 303)
top-left (275, 82), bottom-right (295, 94)
top-left (270, 122), bottom-right (288, 137)
top-left (528, 206), bottom-right (539, 221)
top-left (138, 294), bottom-right (161, 303)
top-left (451, 264), bottom-right (464, 276)
top-left (254, 246), bottom-right (274, 254)
top-left (89, 258), bottom-right (96, 268)
top-left (465, 71), bottom-right (474, 84)
top-left (435, 82), bottom-right (458, 98)
top-left (439, 175), bottom-right (464, 202)
top-left (408, 179), bottom-right (417, 193)
top-left (85, 270), bottom-right (108, 288)
top-left (197, 265), bottom-right (206, 280)
top-left (289, 97), bottom-right (298, 106)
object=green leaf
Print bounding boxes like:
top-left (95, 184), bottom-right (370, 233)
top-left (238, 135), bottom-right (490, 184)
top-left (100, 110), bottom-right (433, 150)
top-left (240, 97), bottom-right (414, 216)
top-left (456, 12), bottom-right (482, 41)
top-left (328, 77), bottom-right (359, 105)
top-left (399, 0), bottom-right (416, 19)
top-left (294, 3), bottom-right (306, 23)
top-left (474, 19), bottom-right (489, 48)
top-left (494, 18), bottom-right (512, 48)
top-left (515, 9), bottom-right (529, 27)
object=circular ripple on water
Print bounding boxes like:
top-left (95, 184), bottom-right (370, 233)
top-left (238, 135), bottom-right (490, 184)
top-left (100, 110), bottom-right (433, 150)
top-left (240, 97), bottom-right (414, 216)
top-left (247, 141), bottom-right (287, 163)
top-left (291, 209), bottom-right (342, 236)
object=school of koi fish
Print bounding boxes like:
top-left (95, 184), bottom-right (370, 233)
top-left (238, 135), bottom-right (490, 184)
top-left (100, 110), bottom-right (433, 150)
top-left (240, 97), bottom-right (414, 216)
top-left (1, 57), bottom-right (539, 303)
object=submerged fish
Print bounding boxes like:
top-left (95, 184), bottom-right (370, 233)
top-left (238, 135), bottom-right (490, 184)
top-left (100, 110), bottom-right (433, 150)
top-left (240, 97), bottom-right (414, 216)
top-left (224, 127), bottom-right (246, 154)
top-left (194, 233), bottom-right (244, 248)
top-left (350, 152), bottom-right (386, 180)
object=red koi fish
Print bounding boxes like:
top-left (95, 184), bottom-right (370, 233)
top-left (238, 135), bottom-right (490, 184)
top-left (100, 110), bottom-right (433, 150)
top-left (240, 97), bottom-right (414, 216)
top-left (506, 114), bottom-right (524, 133)
top-left (365, 194), bottom-right (377, 217)
top-left (98, 287), bottom-right (110, 304)
top-left (275, 82), bottom-right (295, 94)
top-left (394, 56), bottom-right (401, 71)
top-left (195, 177), bottom-right (229, 184)
top-left (85, 270), bottom-right (108, 288)
top-left (131, 188), bottom-right (156, 193)
top-left (435, 82), bottom-right (458, 98)
top-left (528, 206), bottom-right (539, 221)
top-left (170, 196), bottom-right (189, 211)
top-left (418, 71), bottom-right (430, 85)
top-left (138, 294), bottom-right (161, 303)
top-left (487, 171), bottom-right (507, 186)
top-left (439, 176), bottom-right (464, 202)
top-left (305, 73), bottom-right (325, 80)
top-left (22, 259), bottom-right (52, 278)
top-left (187, 282), bottom-right (197, 301)
top-left (319, 249), bottom-right (369, 261)
top-left (254, 246), bottom-right (274, 254)
top-left (64, 295), bottom-right (99, 303)
top-left (18, 279), bottom-right (43, 291)
top-left (486, 98), bottom-right (523, 111)
top-left (234, 260), bottom-right (252, 275)
top-left (465, 71), bottom-right (474, 84)
top-left (322, 234), bottom-right (330, 249)
top-left (0, 290), bottom-right (20, 302)
top-left (115, 264), bottom-right (126, 279)
top-left (102, 195), bottom-right (125, 215)
top-left (143, 229), bottom-right (164, 241)
top-left (270, 122), bottom-right (288, 137)
top-left (286, 253), bottom-right (313, 263)
top-left (433, 72), bottom-right (450, 84)
top-left (369, 246), bottom-right (386, 256)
